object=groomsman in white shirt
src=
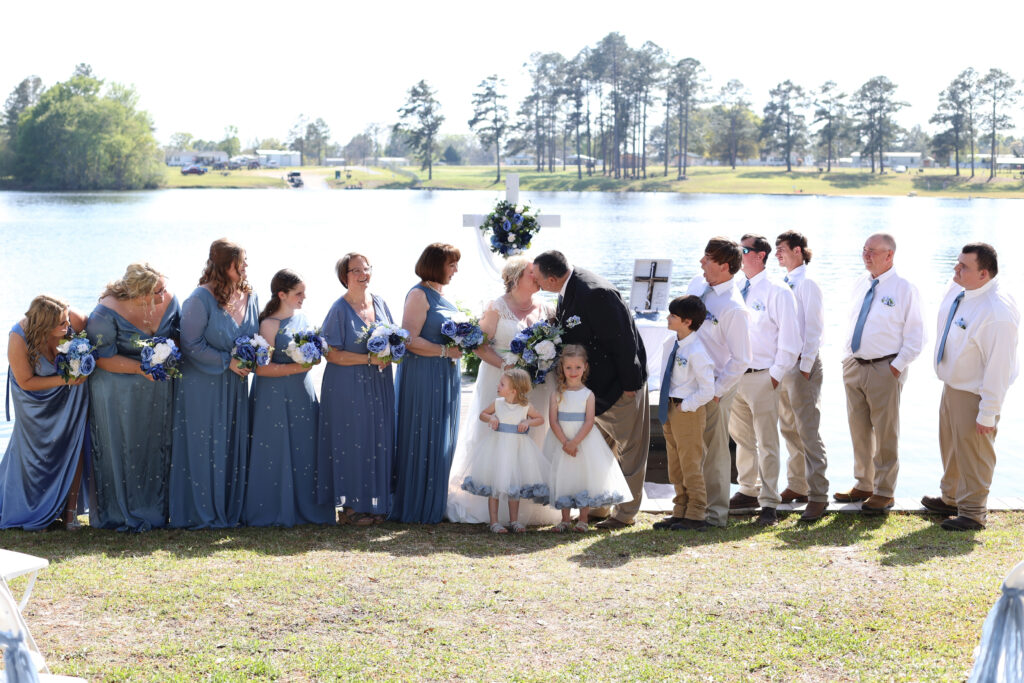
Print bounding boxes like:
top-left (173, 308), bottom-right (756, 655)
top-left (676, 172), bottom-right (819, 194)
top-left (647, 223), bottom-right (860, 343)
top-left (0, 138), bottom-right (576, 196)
top-left (685, 237), bottom-right (752, 527)
top-left (924, 243), bottom-right (1019, 531)
top-left (837, 233), bottom-right (925, 514)
top-left (727, 234), bottom-right (800, 526)
top-left (774, 231), bottom-right (830, 523)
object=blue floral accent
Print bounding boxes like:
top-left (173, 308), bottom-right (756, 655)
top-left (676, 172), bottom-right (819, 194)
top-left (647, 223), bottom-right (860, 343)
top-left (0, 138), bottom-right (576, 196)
top-left (553, 490), bottom-right (627, 510)
top-left (479, 199), bottom-right (542, 258)
top-left (509, 483), bottom-right (549, 503)
top-left (955, 317), bottom-right (967, 330)
top-left (751, 301), bottom-right (765, 312)
top-left (881, 296), bottom-right (895, 307)
top-left (705, 312), bottom-right (719, 325)
top-left (675, 353), bottom-right (688, 367)
top-left (566, 315), bottom-right (581, 327)
top-left (461, 477), bottom-right (492, 498)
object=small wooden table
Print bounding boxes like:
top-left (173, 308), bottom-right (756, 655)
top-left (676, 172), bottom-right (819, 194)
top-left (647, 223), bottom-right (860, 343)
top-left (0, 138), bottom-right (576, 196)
top-left (0, 548), bottom-right (49, 612)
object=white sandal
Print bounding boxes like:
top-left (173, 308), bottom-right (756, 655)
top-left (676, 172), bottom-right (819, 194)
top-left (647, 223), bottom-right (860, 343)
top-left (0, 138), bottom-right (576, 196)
top-left (573, 521), bottom-right (590, 533)
top-left (551, 521), bottom-right (572, 533)
top-left (489, 523), bottom-right (508, 534)
top-left (509, 521), bottom-right (526, 534)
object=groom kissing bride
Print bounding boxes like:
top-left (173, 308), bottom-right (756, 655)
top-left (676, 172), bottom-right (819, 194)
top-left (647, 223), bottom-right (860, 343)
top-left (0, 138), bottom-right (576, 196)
top-left (532, 250), bottom-right (649, 529)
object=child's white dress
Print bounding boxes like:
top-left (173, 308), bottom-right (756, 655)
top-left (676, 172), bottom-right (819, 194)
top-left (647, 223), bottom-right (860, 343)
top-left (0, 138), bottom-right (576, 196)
top-left (544, 387), bottom-right (631, 510)
top-left (461, 398), bottom-right (549, 501)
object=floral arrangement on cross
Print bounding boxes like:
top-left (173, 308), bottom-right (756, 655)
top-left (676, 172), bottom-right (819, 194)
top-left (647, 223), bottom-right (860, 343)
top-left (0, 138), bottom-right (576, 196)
top-left (478, 199), bottom-right (541, 257)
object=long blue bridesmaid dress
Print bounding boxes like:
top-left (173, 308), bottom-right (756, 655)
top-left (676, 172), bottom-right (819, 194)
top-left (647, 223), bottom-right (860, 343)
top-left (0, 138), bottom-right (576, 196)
top-left (168, 287), bottom-right (258, 529)
top-left (316, 294), bottom-right (396, 516)
top-left (244, 312), bottom-right (334, 527)
top-left (86, 299), bottom-right (181, 531)
top-left (390, 284), bottom-right (461, 524)
top-left (0, 323), bottom-right (89, 530)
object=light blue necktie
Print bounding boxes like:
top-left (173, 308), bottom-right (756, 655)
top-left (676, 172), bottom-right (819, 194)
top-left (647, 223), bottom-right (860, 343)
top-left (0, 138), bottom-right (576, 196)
top-left (936, 291), bottom-right (965, 363)
top-left (784, 275), bottom-right (794, 289)
top-left (850, 278), bottom-right (879, 353)
top-left (700, 284), bottom-right (712, 302)
top-left (741, 279), bottom-right (751, 301)
top-left (658, 339), bottom-right (679, 424)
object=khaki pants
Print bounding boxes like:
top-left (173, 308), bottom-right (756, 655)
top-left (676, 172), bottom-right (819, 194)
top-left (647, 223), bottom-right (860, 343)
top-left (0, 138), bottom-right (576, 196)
top-left (842, 357), bottom-right (906, 497)
top-left (594, 383), bottom-right (651, 524)
top-left (939, 385), bottom-right (999, 525)
top-left (702, 385), bottom-right (737, 527)
top-left (663, 402), bottom-right (708, 520)
top-left (778, 355), bottom-right (829, 502)
top-left (730, 370), bottom-right (782, 508)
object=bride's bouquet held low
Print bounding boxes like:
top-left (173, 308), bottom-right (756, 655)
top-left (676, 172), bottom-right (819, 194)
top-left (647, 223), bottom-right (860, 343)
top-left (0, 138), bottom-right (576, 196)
top-left (356, 321), bottom-right (410, 371)
top-left (504, 315), bottom-right (581, 385)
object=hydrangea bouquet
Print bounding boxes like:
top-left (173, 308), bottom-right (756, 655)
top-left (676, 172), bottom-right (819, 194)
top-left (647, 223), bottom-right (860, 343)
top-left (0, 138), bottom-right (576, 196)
top-left (55, 331), bottom-right (96, 382)
top-left (441, 313), bottom-right (485, 358)
top-left (136, 336), bottom-right (183, 380)
top-left (356, 321), bottom-right (410, 371)
top-left (232, 334), bottom-right (273, 371)
top-left (478, 199), bottom-right (541, 257)
top-left (284, 329), bottom-right (327, 368)
top-left (504, 315), bottom-right (581, 385)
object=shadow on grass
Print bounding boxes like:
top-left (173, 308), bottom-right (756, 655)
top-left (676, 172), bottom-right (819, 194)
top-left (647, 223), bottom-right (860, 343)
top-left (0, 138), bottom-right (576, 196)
top-left (774, 510), bottom-right (888, 550)
top-left (875, 519), bottom-right (982, 566)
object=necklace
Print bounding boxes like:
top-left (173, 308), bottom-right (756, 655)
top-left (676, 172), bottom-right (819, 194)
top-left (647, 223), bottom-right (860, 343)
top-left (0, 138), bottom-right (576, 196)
top-left (423, 281), bottom-right (443, 294)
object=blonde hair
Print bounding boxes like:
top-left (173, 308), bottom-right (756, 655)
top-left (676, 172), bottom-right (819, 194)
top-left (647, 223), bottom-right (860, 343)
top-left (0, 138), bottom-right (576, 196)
top-left (502, 367), bottom-right (532, 406)
top-left (555, 344), bottom-right (589, 401)
top-left (501, 257), bottom-right (531, 294)
top-left (101, 263), bottom-right (164, 301)
top-left (23, 295), bottom-right (68, 371)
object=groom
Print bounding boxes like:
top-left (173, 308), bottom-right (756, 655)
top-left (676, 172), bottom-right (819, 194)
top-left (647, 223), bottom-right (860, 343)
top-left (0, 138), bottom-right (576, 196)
top-left (533, 250), bottom-right (649, 529)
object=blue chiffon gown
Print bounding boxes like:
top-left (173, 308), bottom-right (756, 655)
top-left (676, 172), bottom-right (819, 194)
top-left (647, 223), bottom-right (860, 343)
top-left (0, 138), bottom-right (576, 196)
top-left (0, 324), bottom-right (89, 530)
top-left (390, 284), bottom-right (461, 523)
top-left (244, 312), bottom-right (334, 527)
top-left (168, 286), bottom-right (258, 529)
top-left (316, 294), bottom-right (396, 516)
top-left (86, 299), bottom-right (181, 531)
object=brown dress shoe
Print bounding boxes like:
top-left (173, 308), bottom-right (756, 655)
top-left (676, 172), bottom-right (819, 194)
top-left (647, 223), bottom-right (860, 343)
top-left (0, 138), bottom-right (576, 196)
top-left (940, 515), bottom-right (985, 531)
top-left (920, 496), bottom-right (958, 516)
top-left (729, 492), bottom-right (759, 514)
top-left (780, 488), bottom-right (809, 504)
top-left (798, 501), bottom-right (829, 523)
top-left (860, 495), bottom-right (895, 514)
top-left (833, 487), bottom-right (873, 503)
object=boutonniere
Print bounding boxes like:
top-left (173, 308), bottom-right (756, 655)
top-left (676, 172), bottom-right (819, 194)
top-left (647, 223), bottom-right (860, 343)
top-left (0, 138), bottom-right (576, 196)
top-left (751, 301), bottom-right (765, 312)
top-left (786, 281), bottom-right (795, 289)
top-left (705, 311), bottom-right (719, 326)
top-left (675, 352), bottom-right (688, 367)
top-left (881, 296), bottom-right (895, 307)
top-left (955, 317), bottom-right (967, 330)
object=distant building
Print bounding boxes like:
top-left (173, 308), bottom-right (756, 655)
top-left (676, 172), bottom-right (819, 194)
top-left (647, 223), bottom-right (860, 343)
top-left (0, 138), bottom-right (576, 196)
top-left (257, 149), bottom-right (301, 167)
top-left (324, 158), bottom-right (347, 167)
top-left (850, 152), bottom-right (922, 168)
top-left (374, 156), bottom-right (409, 167)
top-left (668, 151), bottom-right (705, 167)
top-left (165, 149), bottom-right (228, 166)
top-left (506, 153), bottom-right (536, 166)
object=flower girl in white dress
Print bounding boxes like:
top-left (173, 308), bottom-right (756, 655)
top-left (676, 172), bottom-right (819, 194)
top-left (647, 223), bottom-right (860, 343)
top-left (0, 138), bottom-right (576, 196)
top-left (544, 345), bottom-right (631, 532)
top-left (461, 368), bottom-right (549, 533)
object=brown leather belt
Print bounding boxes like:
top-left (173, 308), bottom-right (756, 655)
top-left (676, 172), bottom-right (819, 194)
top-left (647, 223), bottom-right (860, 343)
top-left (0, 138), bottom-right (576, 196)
top-left (853, 353), bottom-right (897, 366)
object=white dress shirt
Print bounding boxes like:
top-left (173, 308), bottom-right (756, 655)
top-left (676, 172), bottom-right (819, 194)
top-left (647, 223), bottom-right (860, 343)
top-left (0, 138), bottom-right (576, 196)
top-left (843, 267), bottom-right (926, 373)
top-left (784, 265), bottom-right (824, 374)
top-left (934, 277), bottom-right (1020, 427)
top-left (660, 333), bottom-right (715, 412)
top-left (686, 275), bottom-right (752, 397)
top-left (742, 270), bottom-right (800, 381)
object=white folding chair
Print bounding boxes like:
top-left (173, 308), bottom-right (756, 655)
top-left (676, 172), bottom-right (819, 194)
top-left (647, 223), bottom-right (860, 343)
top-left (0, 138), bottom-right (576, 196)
top-left (0, 550), bottom-right (49, 613)
top-left (0, 580), bottom-right (86, 682)
top-left (969, 559), bottom-right (1024, 683)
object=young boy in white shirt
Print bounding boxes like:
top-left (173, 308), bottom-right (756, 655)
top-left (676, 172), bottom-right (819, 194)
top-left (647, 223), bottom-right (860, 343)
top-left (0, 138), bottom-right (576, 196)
top-left (653, 295), bottom-right (716, 531)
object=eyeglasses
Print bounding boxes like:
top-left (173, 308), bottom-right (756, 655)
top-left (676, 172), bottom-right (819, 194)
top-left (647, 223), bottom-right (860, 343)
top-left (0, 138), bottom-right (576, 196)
top-left (348, 267), bottom-right (373, 275)
top-left (862, 247), bottom-right (890, 255)
top-left (742, 246), bottom-right (761, 255)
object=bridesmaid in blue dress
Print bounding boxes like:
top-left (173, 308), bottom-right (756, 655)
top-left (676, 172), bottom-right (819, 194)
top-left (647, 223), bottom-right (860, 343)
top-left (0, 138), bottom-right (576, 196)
top-left (169, 239), bottom-right (258, 529)
top-left (244, 269), bottom-right (334, 527)
top-left (87, 263), bottom-right (180, 531)
top-left (390, 243), bottom-right (463, 524)
top-left (0, 295), bottom-right (90, 530)
top-left (317, 253), bottom-right (397, 525)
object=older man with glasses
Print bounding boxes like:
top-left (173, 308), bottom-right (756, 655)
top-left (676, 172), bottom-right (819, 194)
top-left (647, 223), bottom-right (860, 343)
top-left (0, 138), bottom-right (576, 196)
top-left (836, 233), bottom-right (925, 514)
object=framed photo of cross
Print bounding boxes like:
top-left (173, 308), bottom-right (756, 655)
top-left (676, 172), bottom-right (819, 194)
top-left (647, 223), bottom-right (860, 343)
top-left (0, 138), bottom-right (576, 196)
top-left (630, 259), bottom-right (672, 313)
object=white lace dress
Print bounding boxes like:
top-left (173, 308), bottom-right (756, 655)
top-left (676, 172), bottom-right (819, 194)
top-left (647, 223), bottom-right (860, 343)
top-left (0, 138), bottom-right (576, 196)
top-left (446, 296), bottom-right (562, 524)
top-left (460, 398), bottom-right (549, 502)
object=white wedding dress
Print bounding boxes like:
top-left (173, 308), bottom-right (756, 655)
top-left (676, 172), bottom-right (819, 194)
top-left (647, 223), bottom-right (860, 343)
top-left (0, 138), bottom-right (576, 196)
top-left (446, 296), bottom-right (563, 525)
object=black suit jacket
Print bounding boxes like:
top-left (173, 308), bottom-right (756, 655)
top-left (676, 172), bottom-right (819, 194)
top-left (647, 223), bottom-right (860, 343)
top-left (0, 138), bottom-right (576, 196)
top-left (557, 268), bottom-right (647, 416)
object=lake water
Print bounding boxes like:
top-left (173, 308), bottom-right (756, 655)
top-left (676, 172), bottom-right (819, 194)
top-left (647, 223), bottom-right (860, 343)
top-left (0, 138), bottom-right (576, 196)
top-left (1, 188), bottom-right (1022, 498)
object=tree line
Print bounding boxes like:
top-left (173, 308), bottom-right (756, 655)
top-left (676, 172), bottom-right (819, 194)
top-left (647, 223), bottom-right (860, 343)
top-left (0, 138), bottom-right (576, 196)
top-left (394, 32), bottom-right (1023, 182)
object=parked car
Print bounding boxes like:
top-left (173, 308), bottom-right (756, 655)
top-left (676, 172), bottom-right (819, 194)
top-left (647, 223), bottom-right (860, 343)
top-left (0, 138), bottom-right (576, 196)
top-left (287, 171), bottom-right (303, 188)
top-left (212, 162), bottom-right (228, 170)
top-left (181, 165), bottom-right (208, 175)
top-left (247, 161), bottom-right (261, 170)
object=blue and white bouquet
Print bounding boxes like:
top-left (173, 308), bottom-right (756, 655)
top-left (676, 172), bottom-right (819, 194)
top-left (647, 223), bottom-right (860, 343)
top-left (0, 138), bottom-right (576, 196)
top-left (55, 331), bottom-right (96, 382)
top-left (232, 334), bottom-right (273, 370)
top-left (284, 328), bottom-right (327, 368)
top-left (441, 313), bottom-right (485, 356)
top-left (356, 321), bottom-right (410, 371)
top-left (505, 315), bottom-right (581, 385)
top-left (478, 199), bottom-right (541, 257)
top-left (136, 336), bottom-right (183, 380)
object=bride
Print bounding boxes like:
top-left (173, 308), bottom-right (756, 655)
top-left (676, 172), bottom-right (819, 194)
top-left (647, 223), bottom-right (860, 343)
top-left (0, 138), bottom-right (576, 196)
top-left (446, 257), bottom-right (563, 525)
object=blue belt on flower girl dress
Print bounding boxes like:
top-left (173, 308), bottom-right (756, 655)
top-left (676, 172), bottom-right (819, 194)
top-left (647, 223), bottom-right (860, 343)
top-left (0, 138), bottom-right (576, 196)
top-left (496, 423), bottom-right (529, 435)
top-left (557, 411), bottom-right (585, 422)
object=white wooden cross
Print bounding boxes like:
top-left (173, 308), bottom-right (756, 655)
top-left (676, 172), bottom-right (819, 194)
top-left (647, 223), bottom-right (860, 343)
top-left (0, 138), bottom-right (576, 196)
top-left (463, 173), bottom-right (561, 279)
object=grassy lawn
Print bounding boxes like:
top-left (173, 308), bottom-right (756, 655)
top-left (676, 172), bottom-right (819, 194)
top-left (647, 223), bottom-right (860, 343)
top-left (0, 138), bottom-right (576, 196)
top-left (161, 166), bottom-right (287, 189)
top-left (4, 511), bottom-right (1020, 681)
top-left (401, 164), bottom-right (1024, 198)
